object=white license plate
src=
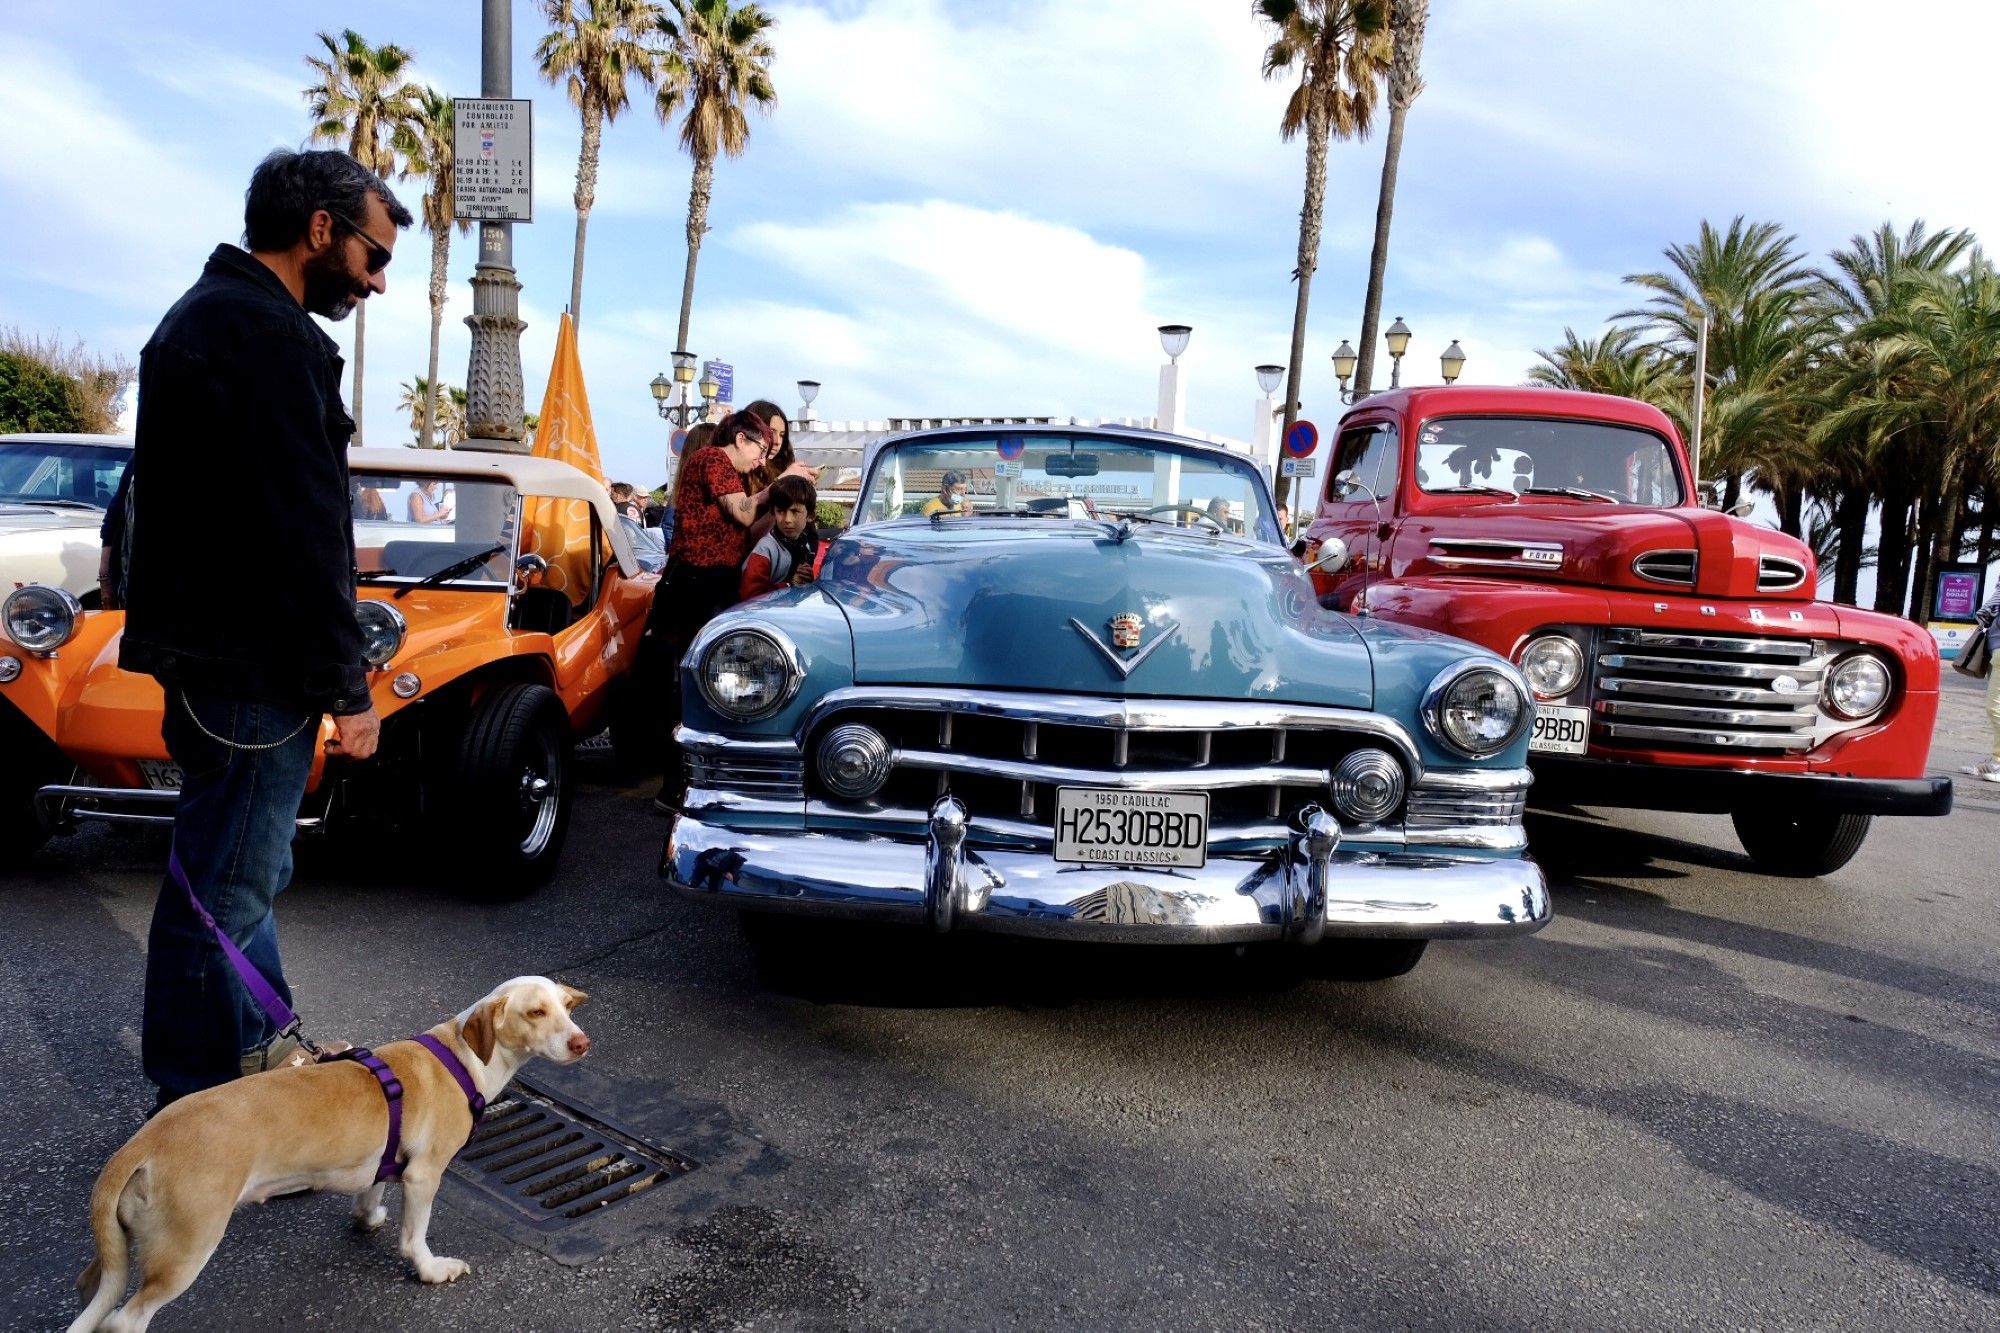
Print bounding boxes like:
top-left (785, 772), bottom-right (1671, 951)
top-left (1053, 787), bottom-right (1209, 869)
top-left (1529, 705), bottom-right (1590, 755)
top-left (137, 760), bottom-right (185, 790)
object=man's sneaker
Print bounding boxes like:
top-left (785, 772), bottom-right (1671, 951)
top-left (1971, 759), bottom-right (2000, 784)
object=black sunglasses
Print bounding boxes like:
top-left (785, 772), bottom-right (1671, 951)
top-left (326, 208), bottom-right (392, 274)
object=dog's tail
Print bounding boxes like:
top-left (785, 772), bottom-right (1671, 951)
top-left (67, 1150), bottom-right (144, 1333)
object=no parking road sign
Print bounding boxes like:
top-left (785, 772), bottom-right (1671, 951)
top-left (1284, 420), bottom-right (1319, 458)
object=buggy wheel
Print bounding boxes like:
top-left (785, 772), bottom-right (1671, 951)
top-left (448, 682), bottom-right (572, 894)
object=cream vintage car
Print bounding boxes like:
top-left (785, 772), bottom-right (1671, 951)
top-left (0, 433), bottom-right (132, 602)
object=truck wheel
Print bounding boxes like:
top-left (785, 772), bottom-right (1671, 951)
top-left (1307, 939), bottom-right (1428, 982)
top-left (1730, 808), bottom-right (1872, 878)
top-left (448, 683), bottom-right (572, 895)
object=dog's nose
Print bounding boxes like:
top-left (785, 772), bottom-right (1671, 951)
top-left (568, 1029), bottom-right (591, 1056)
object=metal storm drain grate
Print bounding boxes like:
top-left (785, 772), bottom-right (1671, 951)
top-left (447, 1078), bottom-right (699, 1229)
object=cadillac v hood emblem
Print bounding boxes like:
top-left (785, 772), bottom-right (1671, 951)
top-left (1071, 614), bottom-right (1180, 678)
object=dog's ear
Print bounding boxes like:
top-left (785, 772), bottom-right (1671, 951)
top-left (460, 998), bottom-right (499, 1064)
top-left (557, 984), bottom-right (589, 1013)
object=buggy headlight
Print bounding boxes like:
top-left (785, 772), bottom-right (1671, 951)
top-left (698, 627), bottom-right (801, 720)
top-left (354, 599), bottom-right (407, 669)
top-left (1823, 653), bottom-right (1890, 720)
top-left (1424, 661), bottom-right (1529, 758)
top-left (3, 585), bottom-right (81, 654)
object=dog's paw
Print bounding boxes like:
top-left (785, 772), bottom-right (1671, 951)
top-left (417, 1257), bottom-right (470, 1284)
top-left (353, 1205), bottom-right (388, 1232)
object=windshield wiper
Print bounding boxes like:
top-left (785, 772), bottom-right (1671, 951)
top-left (1522, 486), bottom-right (1620, 503)
top-left (392, 543), bottom-right (507, 599)
top-left (931, 508), bottom-right (1059, 524)
top-left (0, 496), bottom-right (101, 510)
top-left (1428, 485), bottom-right (1517, 499)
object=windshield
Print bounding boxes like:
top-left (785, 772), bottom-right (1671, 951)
top-left (857, 434), bottom-right (1280, 542)
top-left (352, 473), bottom-right (518, 588)
top-left (1414, 416), bottom-right (1684, 506)
top-left (0, 440), bottom-right (129, 507)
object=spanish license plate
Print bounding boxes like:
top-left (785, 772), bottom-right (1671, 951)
top-left (137, 760), bottom-right (185, 790)
top-left (1053, 787), bottom-right (1209, 869)
top-left (1529, 705), bottom-right (1590, 755)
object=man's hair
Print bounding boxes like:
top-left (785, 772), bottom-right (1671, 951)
top-left (769, 473), bottom-right (817, 513)
top-left (244, 148), bottom-right (413, 252)
top-left (608, 482), bottom-right (637, 501)
top-left (941, 470), bottom-right (965, 488)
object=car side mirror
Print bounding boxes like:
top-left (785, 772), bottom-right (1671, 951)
top-left (1729, 500), bottom-right (1756, 519)
top-left (1308, 537), bottom-right (1350, 573)
top-left (1334, 468), bottom-right (1362, 499)
top-left (515, 553), bottom-right (549, 576)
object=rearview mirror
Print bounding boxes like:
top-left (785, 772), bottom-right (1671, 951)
top-left (1045, 452), bottom-right (1100, 478)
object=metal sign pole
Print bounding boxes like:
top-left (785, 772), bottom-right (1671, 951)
top-left (462, 0), bottom-right (528, 452)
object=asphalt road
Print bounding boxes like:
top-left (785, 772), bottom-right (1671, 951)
top-left (3, 675), bottom-right (1995, 1331)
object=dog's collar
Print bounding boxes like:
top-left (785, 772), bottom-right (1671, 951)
top-left (332, 1036), bottom-right (488, 1183)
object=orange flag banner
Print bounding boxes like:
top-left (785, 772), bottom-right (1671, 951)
top-left (524, 312), bottom-right (604, 603)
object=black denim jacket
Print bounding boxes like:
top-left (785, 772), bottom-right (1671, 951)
top-left (108, 245), bottom-right (368, 715)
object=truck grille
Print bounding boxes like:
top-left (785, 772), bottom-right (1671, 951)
top-left (1593, 629), bottom-right (1825, 752)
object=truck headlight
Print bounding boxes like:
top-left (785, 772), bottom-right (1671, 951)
top-left (1329, 748), bottom-right (1405, 824)
top-left (1518, 634), bottom-right (1583, 700)
top-left (697, 627), bottom-right (801, 720)
top-left (354, 599), bottom-right (407, 669)
top-left (1424, 662), bottom-right (1529, 758)
top-left (1822, 653), bottom-right (1890, 720)
top-left (3, 585), bottom-right (81, 654)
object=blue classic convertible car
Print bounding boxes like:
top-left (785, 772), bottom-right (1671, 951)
top-left (660, 426), bottom-right (1550, 978)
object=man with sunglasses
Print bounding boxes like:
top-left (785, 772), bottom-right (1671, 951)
top-left (100, 148), bottom-right (413, 1112)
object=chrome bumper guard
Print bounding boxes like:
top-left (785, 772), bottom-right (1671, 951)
top-left (665, 798), bottom-right (1550, 945)
top-left (34, 784), bottom-right (331, 834)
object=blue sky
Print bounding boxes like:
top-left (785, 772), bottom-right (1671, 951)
top-left (2, 0), bottom-right (1997, 491)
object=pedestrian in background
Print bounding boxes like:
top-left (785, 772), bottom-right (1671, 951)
top-left (739, 473), bottom-right (822, 600)
top-left (103, 148), bottom-right (409, 1110)
top-left (1974, 583), bottom-right (2000, 783)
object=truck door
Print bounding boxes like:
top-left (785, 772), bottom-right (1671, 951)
top-left (1310, 419), bottom-right (1399, 610)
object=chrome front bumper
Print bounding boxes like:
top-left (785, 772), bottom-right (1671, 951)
top-left (663, 799), bottom-right (1550, 945)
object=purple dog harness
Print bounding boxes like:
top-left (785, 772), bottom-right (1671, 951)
top-left (330, 1036), bottom-right (489, 1181)
top-left (169, 847), bottom-right (488, 1180)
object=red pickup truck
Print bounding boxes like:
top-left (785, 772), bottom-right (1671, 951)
top-left (1301, 385), bottom-right (1951, 877)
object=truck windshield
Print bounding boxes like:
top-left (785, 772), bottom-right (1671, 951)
top-left (1413, 417), bottom-right (1684, 506)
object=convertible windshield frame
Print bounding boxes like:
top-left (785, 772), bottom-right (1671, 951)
top-left (856, 432), bottom-right (1283, 544)
top-left (1411, 414), bottom-right (1687, 507)
top-left (351, 473), bottom-right (523, 592)
top-left (0, 439), bottom-right (130, 510)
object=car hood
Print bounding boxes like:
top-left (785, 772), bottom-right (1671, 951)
top-left (1401, 503), bottom-right (1818, 600)
top-left (0, 502), bottom-right (104, 535)
top-left (818, 519), bottom-right (1373, 708)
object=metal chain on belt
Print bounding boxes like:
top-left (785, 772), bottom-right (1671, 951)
top-left (178, 690), bottom-right (316, 752)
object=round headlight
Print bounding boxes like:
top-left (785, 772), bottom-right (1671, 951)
top-left (698, 628), bottom-right (800, 720)
top-left (1823, 653), bottom-right (1891, 720)
top-left (818, 723), bottom-right (893, 800)
top-left (354, 599), bottom-right (407, 669)
top-left (3, 585), bottom-right (81, 654)
top-left (1518, 635), bottom-right (1583, 700)
top-left (1425, 662), bottom-right (1529, 757)
top-left (1329, 747), bottom-right (1406, 825)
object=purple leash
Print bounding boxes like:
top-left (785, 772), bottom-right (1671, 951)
top-left (168, 845), bottom-right (317, 1056)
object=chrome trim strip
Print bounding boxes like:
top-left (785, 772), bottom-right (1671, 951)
top-left (1596, 677), bottom-right (1806, 704)
top-left (894, 748), bottom-right (1328, 791)
top-left (1410, 766), bottom-right (1533, 792)
top-left (1068, 615), bottom-right (1183, 679)
top-left (678, 727), bottom-right (802, 759)
top-left (1597, 721), bottom-right (1811, 750)
top-left (1600, 699), bottom-right (1816, 727)
top-left (1598, 653), bottom-right (1814, 680)
top-left (665, 814), bottom-right (1550, 942)
top-left (1630, 549), bottom-right (1697, 585)
top-left (1602, 630), bottom-right (1818, 658)
top-left (802, 687), bottom-right (1426, 780)
top-left (1757, 554), bottom-right (1808, 591)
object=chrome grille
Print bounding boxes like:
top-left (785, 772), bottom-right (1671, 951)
top-left (1593, 629), bottom-right (1825, 752)
top-left (685, 752), bottom-right (804, 797)
top-left (1758, 554), bottom-right (1808, 591)
top-left (1404, 785), bottom-right (1527, 829)
top-left (1631, 549), bottom-right (1697, 586)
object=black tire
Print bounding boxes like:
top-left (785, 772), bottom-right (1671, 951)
top-left (602, 675), bottom-right (659, 775)
top-left (1306, 939), bottom-right (1428, 982)
top-left (1730, 808), bottom-right (1872, 878)
top-left (446, 682), bottom-right (573, 895)
top-left (0, 784), bottom-right (49, 857)
top-left (0, 707), bottom-right (58, 856)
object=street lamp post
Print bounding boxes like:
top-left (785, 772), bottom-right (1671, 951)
top-left (797, 379), bottom-right (821, 427)
top-left (1384, 316), bottom-right (1412, 390)
top-left (462, 0), bottom-right (527, 451)
top-left (1440, 339), bottom-right (1467, 385)
top-left (1252, 363), bottom-right (1284, 474)
top-left (1156, 323), bottom-right (1191, 434)
top-left (1332, 340), bottom-right (1359, 404)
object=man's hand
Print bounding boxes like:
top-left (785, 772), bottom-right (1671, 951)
top-left (327, 706), bottom-right (381, 761)
top-left (97, 546), bottom-right (120, 610)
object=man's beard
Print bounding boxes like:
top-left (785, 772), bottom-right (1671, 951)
top-left (302, 248), bottom-right (368, 321)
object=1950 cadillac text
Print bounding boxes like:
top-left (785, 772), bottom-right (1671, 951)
top-left (658, 426), bottom-right (1551, 979)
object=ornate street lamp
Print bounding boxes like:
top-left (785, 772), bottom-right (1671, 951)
top-left (1440, 339), bottom-right (1467, 385)
top-left (1385, 317), bottom-right (1412, 389)
top-left (1332, 340), bottom-right (1359, 403)
top-left (1255, 364), bottom-right (1285, 396)
top-left (797, 379), bottom-right (821, 425)
top-left (1157, 324), bottom-right (1193, 362)
top-left (654, 349), bottom-right (705, 429)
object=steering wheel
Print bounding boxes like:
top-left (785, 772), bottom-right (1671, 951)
top-left (1143, 503), bottom-right (1224, 532)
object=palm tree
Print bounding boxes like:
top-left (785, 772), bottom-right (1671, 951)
top-left (1527, 325), bottom-right (1683, 408)
top-left (400, 376), bottom-right (466, 445)
top-left (655, 0), bottom-right (778, 355)
top-left (536, 0), bottom-right (665, 327)
top-left (1254, 0), bottom-right (1390, 502)
top-left (304, 29), bottom-right (419, 447)
top-left (1352, 0), bottom-right (1427, 396)
top-left (393, 87), bottom-right (471, 450)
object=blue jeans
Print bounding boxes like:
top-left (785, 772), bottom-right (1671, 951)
top-left (142, 686), bottom-right (320, 1098)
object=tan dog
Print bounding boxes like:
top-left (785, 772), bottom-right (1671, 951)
top-left (69, 976), bottom-right (591, 1333)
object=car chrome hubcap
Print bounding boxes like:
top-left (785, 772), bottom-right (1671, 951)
top-left (517, 737), bottom-right (561, 856)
